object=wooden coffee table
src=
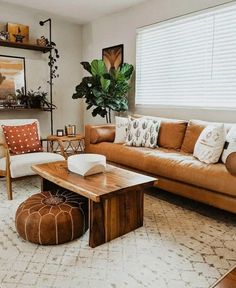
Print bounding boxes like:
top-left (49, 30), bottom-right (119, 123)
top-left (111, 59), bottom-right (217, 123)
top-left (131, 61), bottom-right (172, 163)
top-left (211, 266), bottom-right (236, 288)
top-left (32, 161), bottom-right (156, 248)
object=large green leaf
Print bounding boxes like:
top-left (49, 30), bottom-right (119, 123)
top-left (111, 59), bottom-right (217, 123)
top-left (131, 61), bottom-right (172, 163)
top-left (72, 82), bottom-right (87, 98)
top-left (92, 106), bottom-right (107, 118)
top-left (100, 76), bottom-right (111, 92)
top-left (86, 103), bottom-right (93, 110)
top-left (91, 60), bottom-right (106, 76)
top-left (120, 63), bottom-right (134, 80)
top-left (92, 88), bottom-right (102, 98)
top-left (73, 59), bottom-right (133, 121)
top-left (81, 62), bottom-right (92, 74)
top-left (96, 97), bottom-right (105, 106)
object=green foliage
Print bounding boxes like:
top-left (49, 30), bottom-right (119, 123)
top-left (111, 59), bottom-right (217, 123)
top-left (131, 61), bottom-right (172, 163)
top-left (16, 86), bottom-right (56, 111)
top-left (72, 59), bottom-right (134, 122)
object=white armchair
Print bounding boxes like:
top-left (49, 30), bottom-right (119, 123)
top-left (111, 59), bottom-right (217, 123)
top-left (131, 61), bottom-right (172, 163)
top-left (0, 119), bottom-right (64, 200)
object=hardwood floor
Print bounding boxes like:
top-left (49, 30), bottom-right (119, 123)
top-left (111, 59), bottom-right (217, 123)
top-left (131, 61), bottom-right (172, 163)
top-left (212, 267), bottom-right (236, 287)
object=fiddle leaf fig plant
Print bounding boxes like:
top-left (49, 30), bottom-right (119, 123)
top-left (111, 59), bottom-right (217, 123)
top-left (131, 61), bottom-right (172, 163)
top-left (72, 59), bottom-right (134, 123)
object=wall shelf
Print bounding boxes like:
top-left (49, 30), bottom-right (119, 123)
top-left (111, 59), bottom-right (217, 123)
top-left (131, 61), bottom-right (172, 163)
top-left (0, 107), bottom-right (54, 112)
top-left (0, 40), bottom-right (52, 53)
top-left (0, 18), bottom-right (55, 134)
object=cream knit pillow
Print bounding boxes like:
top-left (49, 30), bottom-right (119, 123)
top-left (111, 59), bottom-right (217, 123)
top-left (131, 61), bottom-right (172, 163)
top-left (193, 124), bottom-right (225, 164)
top-left (114, 116), bottom-right (129, 144)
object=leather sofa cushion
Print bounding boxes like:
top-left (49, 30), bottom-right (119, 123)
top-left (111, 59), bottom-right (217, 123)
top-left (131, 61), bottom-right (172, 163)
top-left (90, 125), bottom-right (115, 144)
top-left (86, 142), bottom-right (236, 197)
top-left (180, 119), bottom-right (233, 154)
top-left (133, 114), bottom-right (188, 150)
top-left (158, 121), bottom-right (187, 150)
top-left (86, 142), bottom-right (152, 171)
top-left (144, 149), bottom-right (236, 197)
top-left (181, 120), bottom-right (206, 154)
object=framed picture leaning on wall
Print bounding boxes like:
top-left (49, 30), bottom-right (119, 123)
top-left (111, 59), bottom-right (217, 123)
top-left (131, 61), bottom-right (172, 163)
top-left (0, 55), bottom-right (26, 104)
top-left (102, 44), bottom-right (123, 71)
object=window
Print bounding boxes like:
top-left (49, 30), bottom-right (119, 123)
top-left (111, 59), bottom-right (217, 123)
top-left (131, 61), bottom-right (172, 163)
top-left (136, 4), bottom-right (236, 109)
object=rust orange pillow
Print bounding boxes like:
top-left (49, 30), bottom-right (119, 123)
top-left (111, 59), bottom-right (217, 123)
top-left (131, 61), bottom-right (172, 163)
top-left (2, 122), bottom-right (43, 155)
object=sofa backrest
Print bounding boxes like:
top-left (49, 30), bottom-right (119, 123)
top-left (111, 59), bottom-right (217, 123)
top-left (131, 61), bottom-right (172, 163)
top-left (132, 114), bottom-right (234, 154)
top-left (132, 114), bottom-right (188, 150)
top-left (181, 119), bottom-right (233, 154)
top-left (0, 119), bottom-right (40, 158)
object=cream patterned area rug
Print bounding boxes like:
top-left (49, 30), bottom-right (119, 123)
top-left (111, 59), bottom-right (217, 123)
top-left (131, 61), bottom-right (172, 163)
top-left (0, 177), bottom-right (236, 288)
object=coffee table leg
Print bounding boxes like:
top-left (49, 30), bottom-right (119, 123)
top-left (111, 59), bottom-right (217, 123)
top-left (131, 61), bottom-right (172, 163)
top-left (89, 186), bottom-right (144, 248)
top-left (41, 178), bottom-right (54, 191)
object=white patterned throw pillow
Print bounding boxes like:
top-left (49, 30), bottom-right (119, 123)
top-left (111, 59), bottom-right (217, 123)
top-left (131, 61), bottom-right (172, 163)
top-left (222, 125), bottom-right (236, 163)
top-left (125, 118), bottom-right (161, 148)
top-left (193, 124), bottom-right (225, 164)
top-left (114, 116), bottom-right (129, 143)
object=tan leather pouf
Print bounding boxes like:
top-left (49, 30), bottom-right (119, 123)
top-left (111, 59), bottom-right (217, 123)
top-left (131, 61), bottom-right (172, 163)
top-left (226, 152), bottom-right (236, 176)
top-left (15, 191), bottom-right (88, 245)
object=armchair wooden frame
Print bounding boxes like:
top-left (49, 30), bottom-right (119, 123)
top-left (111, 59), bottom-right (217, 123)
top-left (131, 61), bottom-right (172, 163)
top-left (0, 139), bottom-right (55, 200)
top-left (0, 142), bottom-right (12, 200)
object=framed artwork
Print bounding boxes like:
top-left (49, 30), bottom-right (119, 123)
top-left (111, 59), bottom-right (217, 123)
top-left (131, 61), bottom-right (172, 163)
top-left (0, 55), bottom-right (26, 101)
top-left (102, 44), bottom-right (123, 71)
top-left (7, 23), bottom-right (29, 43)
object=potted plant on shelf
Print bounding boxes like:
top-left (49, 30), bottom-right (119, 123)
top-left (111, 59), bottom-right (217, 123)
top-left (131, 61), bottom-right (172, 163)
top-left (16, 86), bottom-right (56, 110)
top-left (72, 59), bottom-right (134, 123)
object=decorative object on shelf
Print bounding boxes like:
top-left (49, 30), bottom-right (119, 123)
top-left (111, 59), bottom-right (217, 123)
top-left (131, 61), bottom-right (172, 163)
top-left (16, 86), bottom-right (56, 110)
top-left (15, 86), bottom-right (28, 107)
top-left (26, 88), bottom-right (42, 108)
top-left (7, 23), bottom-right (29, 43)
top-left (65, 124), bottom-right (76, 136)
top-left (0, 55), bottom-right (26, 102)
top-left (0, 31), bottom-right (9, 41)
top-left (102, 44), bottom-right (123, 71)
top-left (56, 129), bottom-right (64, 137)
top-left (13, 27), bottom-right (25, 43)
top-left (39, 18), bottom-right (59, 135)
top-left (3, 94), bottom-right (17, 108)
top-left (67, 154), bottom-right (106, 176)
top-left (72, 59), bottom-right (134, 123)
top-left (36, 36), bottom-right (47, 46)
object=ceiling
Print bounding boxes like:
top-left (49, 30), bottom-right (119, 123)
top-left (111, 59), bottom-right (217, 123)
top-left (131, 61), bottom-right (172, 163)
top-left (1, 0), bottom-right (147, 24)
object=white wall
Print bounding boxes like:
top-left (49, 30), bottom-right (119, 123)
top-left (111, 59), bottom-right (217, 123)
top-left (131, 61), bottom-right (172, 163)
top-left (82, 0), bottom-right (236, 124)
top-left (0, 2), bottom-right (83, 137)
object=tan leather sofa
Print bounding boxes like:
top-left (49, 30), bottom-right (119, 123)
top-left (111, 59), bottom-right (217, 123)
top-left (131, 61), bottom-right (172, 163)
top-left (85, 117), bottom-right (236, 213)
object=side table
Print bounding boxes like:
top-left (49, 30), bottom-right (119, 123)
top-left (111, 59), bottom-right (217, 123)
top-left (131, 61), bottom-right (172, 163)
top-left (47, 134), bottom-right (85, 159)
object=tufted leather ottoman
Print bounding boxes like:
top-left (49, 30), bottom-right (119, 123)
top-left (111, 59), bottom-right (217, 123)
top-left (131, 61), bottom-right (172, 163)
top-left (15, 190), bottom-right (88, 245)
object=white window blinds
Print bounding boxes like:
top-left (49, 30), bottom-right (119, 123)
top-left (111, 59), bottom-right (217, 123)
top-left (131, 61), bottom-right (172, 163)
top-left (136, 4), bottom-right (236, 108)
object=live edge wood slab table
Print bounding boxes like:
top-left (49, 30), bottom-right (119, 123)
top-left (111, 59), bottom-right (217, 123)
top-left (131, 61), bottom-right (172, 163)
top-left (32, 161), bottom-right (156, 248)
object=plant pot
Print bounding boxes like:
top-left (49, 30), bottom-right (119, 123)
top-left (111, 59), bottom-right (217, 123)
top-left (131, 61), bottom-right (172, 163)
top-left (30, 97), bottom-right (41, 109)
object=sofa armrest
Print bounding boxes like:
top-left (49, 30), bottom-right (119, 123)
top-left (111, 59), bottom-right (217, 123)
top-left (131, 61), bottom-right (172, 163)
top-left (226, 152), bottom-right (236, 175)
top-left (85, 124), bottom-right (115, 150)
